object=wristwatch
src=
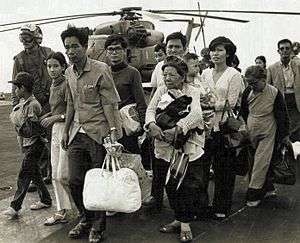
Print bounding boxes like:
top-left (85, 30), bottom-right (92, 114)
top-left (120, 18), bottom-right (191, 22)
top-left (60, 114), bottom-right (65, 120)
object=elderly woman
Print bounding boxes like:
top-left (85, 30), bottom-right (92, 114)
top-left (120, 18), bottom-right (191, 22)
top-left (240, 65), bottom-right (290, 207)
top-left (201, 36), bottom-right (244, 219)
top-left (145, 56), bottom-right (205, 242)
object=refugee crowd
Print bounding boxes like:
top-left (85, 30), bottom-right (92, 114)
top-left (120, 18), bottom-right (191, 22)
top-left (3, 23), bottom-right (300, 243)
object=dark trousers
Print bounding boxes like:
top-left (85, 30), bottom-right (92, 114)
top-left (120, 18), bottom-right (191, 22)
top-left (11, 139), bottom-right (52, 211)
top-left (166, 157), bottom-right (209, 223)
top-left (68, 133), bottom-right (106, 231)
top-left (210, 132), bottom-right (236, 215)
top-left (151, 157), bottom-right (169, 209)
top-left (285, 93), bottom-right (300, 142)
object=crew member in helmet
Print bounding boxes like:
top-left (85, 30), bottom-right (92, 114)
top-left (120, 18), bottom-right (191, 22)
top-left (12, 24), bottom-right (52, 109)
top-left (12, 24), bottom-right (53, 190)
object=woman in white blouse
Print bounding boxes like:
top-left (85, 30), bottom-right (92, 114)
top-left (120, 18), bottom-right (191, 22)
top-left (201, 36), bottom-right (244, 219)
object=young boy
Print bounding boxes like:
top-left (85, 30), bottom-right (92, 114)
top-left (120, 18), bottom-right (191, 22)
top-left (3, 72), bottom-right (52, 219)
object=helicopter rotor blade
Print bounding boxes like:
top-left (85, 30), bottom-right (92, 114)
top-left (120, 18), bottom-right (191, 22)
top-left (159, 18), bottom-right (200, 25)
top-left (0, 14), bottom-right (109, 33)
top-left (147, 11), bottom-right (249, 23)
top-left (146, 9), bottom-right (300, 16)
top-left (142, 11), bottom-right (170, 21)
top-left (0, 11), bottom-right (121, 27)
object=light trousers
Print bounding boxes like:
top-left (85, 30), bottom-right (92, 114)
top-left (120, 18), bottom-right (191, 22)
top-left (51, 122), bottom-right (72, 211)
top-left (249, 132), bottom-right (276, 189)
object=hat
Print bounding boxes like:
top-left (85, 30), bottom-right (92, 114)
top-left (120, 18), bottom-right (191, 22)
top-left (244, 65), bottom-right (267, 80)
top-left (8, 72), bottom-right (34, 90)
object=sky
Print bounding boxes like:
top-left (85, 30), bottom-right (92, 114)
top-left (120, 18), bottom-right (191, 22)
top-left (0, 0), bottom-right (300, 92)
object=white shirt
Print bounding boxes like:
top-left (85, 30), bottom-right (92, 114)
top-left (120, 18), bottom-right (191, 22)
top-left (150, 61), bottom-right (165, 88)
top-left (201, 67), bottom-right (244, 131)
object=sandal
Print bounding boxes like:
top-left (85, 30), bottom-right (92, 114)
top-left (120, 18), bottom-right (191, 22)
top-left (180, 229), bottom-right (193, 242)
top-left (30, 201), bottom-right (51, 210)
top-left (44, 213), bottom-right (68, 226)
top-left (159, 223), bottom-right (180, 233)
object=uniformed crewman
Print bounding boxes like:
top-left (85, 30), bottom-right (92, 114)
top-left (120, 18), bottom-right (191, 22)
top-left (12, 24), bottom-right (52, 112)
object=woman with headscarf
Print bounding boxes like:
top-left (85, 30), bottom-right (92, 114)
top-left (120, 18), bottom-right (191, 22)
top-left (201, 36), bottom-right (244, 219)
top-left (145, 55), bottom-right (205, 242)
top-left (240, 65), bottom-right (289, 207)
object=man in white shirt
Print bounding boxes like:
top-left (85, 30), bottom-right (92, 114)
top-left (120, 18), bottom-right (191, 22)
top-left (150, 32), bottom-right (187, 96)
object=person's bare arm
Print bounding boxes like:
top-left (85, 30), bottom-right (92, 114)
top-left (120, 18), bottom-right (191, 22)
top-left (61, 83), bottom-right (74, 150)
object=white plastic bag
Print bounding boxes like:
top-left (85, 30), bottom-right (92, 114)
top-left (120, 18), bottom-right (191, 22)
top-left (83, 154), bottom-right (141, 213)
top-left (119, 103), bottom-right (141, 136)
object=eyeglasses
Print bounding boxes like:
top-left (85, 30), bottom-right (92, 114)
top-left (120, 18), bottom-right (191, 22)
top-left (106, 46), bottom-right (124, 54)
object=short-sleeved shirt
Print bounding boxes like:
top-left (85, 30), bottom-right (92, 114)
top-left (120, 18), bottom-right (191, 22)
top-left (10, 95), bottom-right (42, 147)
top-left (49, 76), bottom-right (67, 116)
top-left (65, 57), bottom-right (121, 145)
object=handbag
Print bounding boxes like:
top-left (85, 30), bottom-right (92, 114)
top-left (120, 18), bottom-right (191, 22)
top-left (83, 153), bottom-right (142, 212)
top-left (165, 127), bottom-right (190, 190)
top-left (219, 99), bottom-right (243, 135)
top-left (270, 143), bottom-right (296, 185)
top-left (119, 103), bottom-right (141, 136)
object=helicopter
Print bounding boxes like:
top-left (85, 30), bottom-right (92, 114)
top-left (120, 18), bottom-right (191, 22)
top-left (1, 5), bottom-right (300, 85)
top-left (0, 5), bottom-right (251, 86)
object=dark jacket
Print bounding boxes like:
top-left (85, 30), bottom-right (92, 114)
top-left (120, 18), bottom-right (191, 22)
top-left (12, 46), bottom-right (53, 110)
